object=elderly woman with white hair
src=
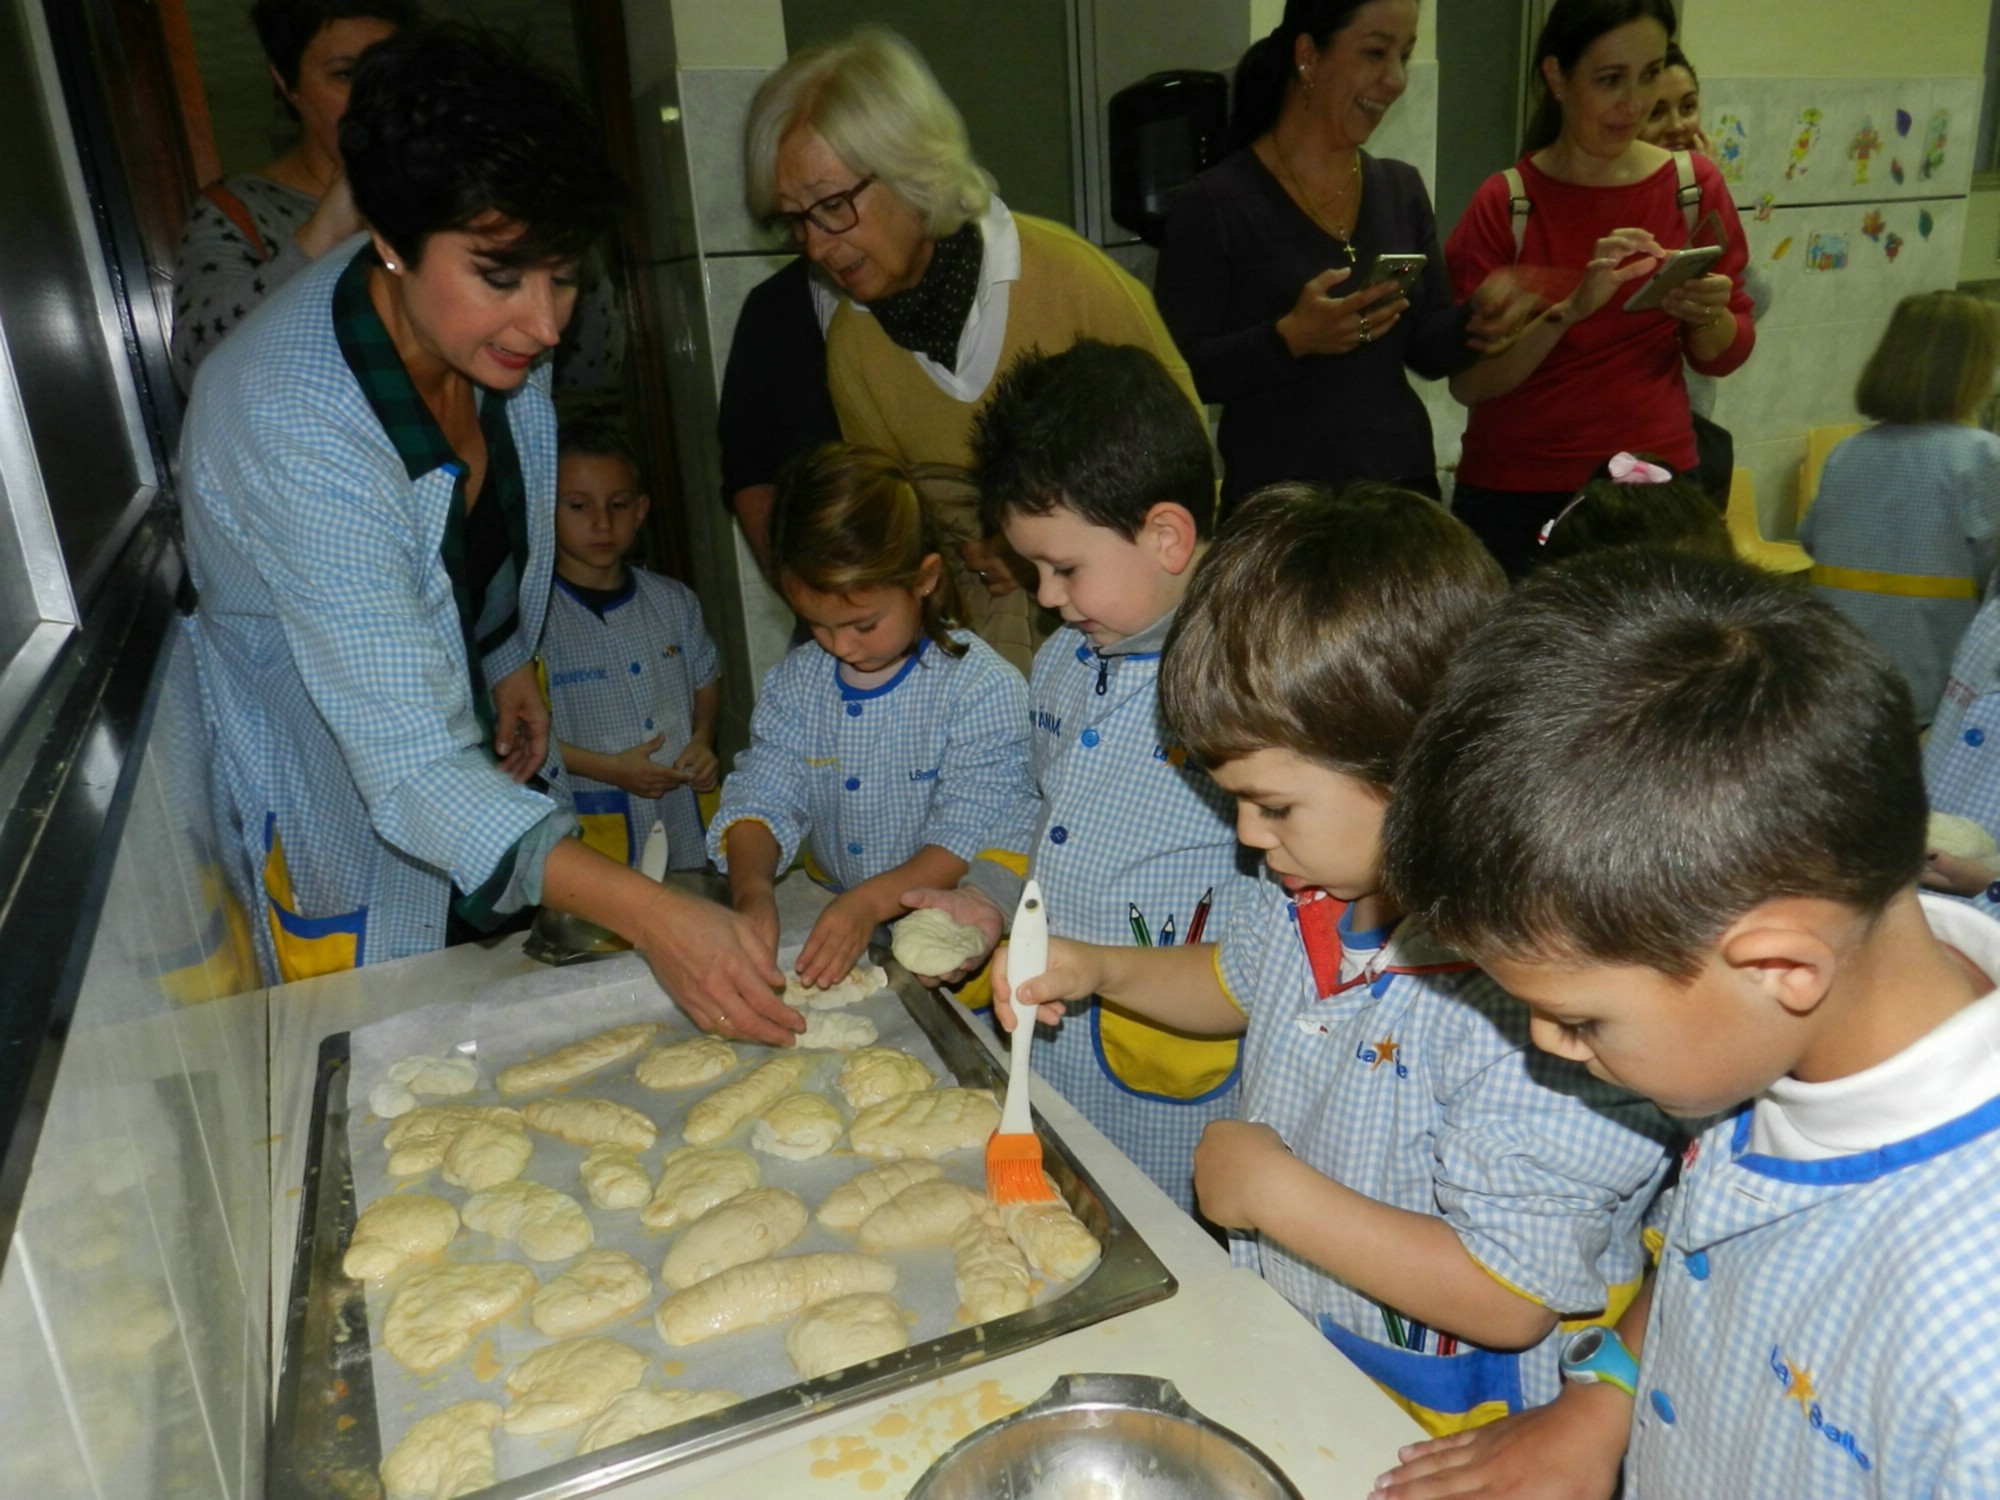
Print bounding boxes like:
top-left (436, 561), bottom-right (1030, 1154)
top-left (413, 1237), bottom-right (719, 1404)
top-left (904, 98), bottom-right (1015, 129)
top-left (745, 27), bottom-right (1201, 670)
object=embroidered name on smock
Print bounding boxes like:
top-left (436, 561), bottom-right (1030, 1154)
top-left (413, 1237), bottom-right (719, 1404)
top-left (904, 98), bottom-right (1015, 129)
top-left (549, 666), bottom-right (609, 688)
top-left (1354, 1035), bottom-right (1410, 1077)
top-left (1036, 710), bottom-right (1063, 735)
top-left (805, 755), bottom-right (839, 769)
top-left (1768, 1347), bottom-right (1872, 1471)
top-left (908, 767), bottom-right (940, 782)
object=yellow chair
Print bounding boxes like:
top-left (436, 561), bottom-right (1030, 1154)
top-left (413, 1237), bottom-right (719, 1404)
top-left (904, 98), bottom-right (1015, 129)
top-left (1725, 468), bottom-right (1812, 575)
top-left (1796, 423), bottom-right (1864, 521)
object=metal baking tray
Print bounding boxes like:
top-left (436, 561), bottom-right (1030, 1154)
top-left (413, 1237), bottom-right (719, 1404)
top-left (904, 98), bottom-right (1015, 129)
top-left (267, 965), bottom-right (1180, 1499)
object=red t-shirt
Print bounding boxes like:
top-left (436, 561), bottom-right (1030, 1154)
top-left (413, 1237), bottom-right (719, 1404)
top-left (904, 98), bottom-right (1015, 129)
top-left (1446, 151), bottom-right (1754, 492)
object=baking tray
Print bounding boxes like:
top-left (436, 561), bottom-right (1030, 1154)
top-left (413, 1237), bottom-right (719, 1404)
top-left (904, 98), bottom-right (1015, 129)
top-left (267, 965), bottom-right (1180, 1500)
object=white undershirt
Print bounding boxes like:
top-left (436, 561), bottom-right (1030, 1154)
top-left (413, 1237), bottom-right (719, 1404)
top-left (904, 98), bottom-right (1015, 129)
top-left (846, 195), bottom-right (1021, 402)
top-left (1747, 894), bottom-right (2000, 1160)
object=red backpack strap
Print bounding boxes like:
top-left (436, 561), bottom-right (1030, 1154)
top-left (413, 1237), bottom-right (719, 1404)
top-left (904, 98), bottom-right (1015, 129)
top-left (200, 181), bottom-right (273, 263)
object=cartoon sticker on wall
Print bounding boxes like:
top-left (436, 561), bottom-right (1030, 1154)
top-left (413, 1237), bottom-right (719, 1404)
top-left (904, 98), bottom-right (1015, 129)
top-left (1805, 232), bottom-right (1847, 272)
top-left (1771, 237), bottom-right (1794, 261)
top-left (1862, 210), bottom-right (1886, 242)
top-left (1891, 159), bottom-right (1906, 185)
top-left (1884, 232), bottom-right (1904, 263)
top-left (1922, 109), bottom-right (1951, 180)
top-left (1786, 108), bottom-right (1823, 180)
top-left (1895, 108), bottom-right (1913, 137)
top-left (1850, 118), bottom-right (1882, 185)
top-left (1919, 209), bottom-right (1935, 239)
top-left (1755, 193), bottom-right (1776, 223)
top-left (1713, 114), bottom-right (1748, 186)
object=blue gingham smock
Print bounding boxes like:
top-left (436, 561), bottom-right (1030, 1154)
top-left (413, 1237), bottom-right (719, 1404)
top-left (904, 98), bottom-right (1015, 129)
top-left (544, 569), bottom-right (718, 870)
top-left (1799, 423), bottom-right (2000, 724)
top-left (706, 630), bottom-right (1036, 891)
top-left (1217, 879), bottom-right (1675, 1429)
top-left (180, 245), bottom-right (567, 977)
top-left (1629, 903), bottom-right (2000, 1498)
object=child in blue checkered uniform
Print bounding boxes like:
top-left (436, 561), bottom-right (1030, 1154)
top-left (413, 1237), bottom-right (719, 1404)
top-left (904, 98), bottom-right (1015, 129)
top-left (1378, 551), bottom-right (2000, 1499)
top-left (995, 484), bottom-right (1675, 1436)
top-left (544, 418), bottom-right (720, 871)
top-left (708, 444), bottom-right (1037, 991)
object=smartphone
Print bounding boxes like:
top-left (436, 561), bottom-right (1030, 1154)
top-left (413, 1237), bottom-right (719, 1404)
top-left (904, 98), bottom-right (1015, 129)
top-left (1359, 252), bottom-right (1427, 300)
top-left (1623, 245), bottom-right (1724, 313)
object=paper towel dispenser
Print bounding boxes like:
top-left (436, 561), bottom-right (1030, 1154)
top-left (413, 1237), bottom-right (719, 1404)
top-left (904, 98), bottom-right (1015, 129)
top-left (1107, 70), bottom-right (1228, 246)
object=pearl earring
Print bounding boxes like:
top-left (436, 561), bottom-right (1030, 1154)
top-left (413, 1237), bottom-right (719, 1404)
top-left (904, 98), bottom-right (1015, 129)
top-left (384, 260), bottom-right (397, 272)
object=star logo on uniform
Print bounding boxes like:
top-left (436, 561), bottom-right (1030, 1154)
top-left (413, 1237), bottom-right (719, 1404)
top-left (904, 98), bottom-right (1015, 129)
top-left (1369, 1036), bottom-right (1400, 1070)
top-left (1783, 1358), bottom-right (1816, 1416)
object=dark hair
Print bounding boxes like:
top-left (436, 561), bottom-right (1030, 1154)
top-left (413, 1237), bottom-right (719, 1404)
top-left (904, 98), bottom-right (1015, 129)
top-left (250, 0), bottom-right (419, 91)
top-left (1382, 550), bottom-right (1926, 979)
top-left (1162, 482), bottom-right (1505, 784)
top-left (557, 415), bottom-right (641, 482)
top-left (1661, 41), bottom-right (1696, 84)
top-left (1223, 0), bottom-right (1377, 154)
top-left (972, 341), bottom-right (1215, 539)
top-left (1538, 453), bottom-right (1733, 566)
top-left (340, 27), bottom-right (624, 268)
top-left (1524, 0), bottom-right (1678, 153)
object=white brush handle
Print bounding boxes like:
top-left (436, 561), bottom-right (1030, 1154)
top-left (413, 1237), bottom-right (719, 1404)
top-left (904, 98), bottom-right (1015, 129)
top-left (1001, 880), bottom-right (1047, 1136)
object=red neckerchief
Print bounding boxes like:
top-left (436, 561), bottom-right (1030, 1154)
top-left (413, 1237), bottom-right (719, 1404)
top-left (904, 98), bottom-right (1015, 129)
top-left (1292, 887), bottom-right (1472, 1000)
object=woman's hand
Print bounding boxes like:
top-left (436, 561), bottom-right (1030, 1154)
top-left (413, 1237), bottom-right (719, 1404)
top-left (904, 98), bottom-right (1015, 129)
top-left (491, 661), bottom-right (550, 782)
top-left (896, 885), bottom-right (1004, 985)
top-left (1464, 267), bottom-right (1550, 354)
top-left (639, 894), bottom-right (798, 1046)
top-left (1276, 268), bottom-right (1409, 358)
top-left (1553, 229), bottom-right (1667, 325)
top-left (960, 534), bottom-right (1022, 600)
top-left (992, 935), bottom-right (1105, 1029)
top-left (1661, 271), bottom-right (1733, 329)
top-left (795, 891), bottom-right (877, 988)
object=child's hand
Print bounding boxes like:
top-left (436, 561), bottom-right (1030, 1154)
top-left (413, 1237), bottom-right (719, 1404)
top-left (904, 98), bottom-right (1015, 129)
top-left (795, 891), bottom-right (877, 988)
top-left (1369, 1384), bottom-right (1630, 1498)
top-left (1923, 848), bottom-right (1999, 898)
top-left (733, 886), bottom-right (781, 968)
top-left (959, 535), bottom-right (1022, 599)
top-left (672, 737), bottom-right (719, 793)
top-left (993, 936), bottom-right (1104, 1029)
top-left (896, 886), bottom-right (1004, 985)
top-left (1192, 1119), bottom-right (1291, 1231)
top-left (599, 734), bottom-right (683, 798)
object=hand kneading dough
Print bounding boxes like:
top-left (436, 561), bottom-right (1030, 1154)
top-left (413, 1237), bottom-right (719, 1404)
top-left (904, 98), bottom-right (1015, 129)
top-left (750, 1093), bottom-right (844, 1160)
top-left (641, 1146), bottom-right (760, 1229)
top-left (785, 1292), bottom-right (911, 1378)
top-left (497, 1023), bottom-right (660, 1096)
top-left (856, 1179), bottom-right (987, 1252)
top-left (380, 1399), bottom-right (501, 1499)
top-left (579, 1145), bottom-right (652, 1211)
top-left (574, 1387), bottom-right (739, 1456)
top-left (1929, 810), bottom-right (1999, 859)
top-left (384, 1105), bottom-right (524, 1176)
top-left (343, 1194), bottom-right (458, 1281)
top-left (461, 1180), bottom-right (594, 1261)
top-left (816, 1161), bottom-right (945, 1231)
top-left (653, 1252), bottom-right (897, 1346)
top-left (660, 1187), bottom-right (808, 1290)
top-left (951, 1210), bottom-right (1033, 1324)
top-left (683, 1055), bottom-right (810, 1145)
top-left (782, 962), bottom-right (890, 1010)
top-left (836, 1047), bottom-right (936, 1111)
top-left (440, 1120), bottom-right (533, 1191)
top-left (531, 1248), bottom-right (652, 1337)
top-left (523, 1096), bottom-right (658, 1152)
top-left (890, 907), bottom-right (990, 977)
top-left (383, 1263), bottom-right (538, 1372)
top-left (795, 1010), bottom-right (879, 1051)
top-left (501, 1336), bottom-right (649, 1434)
top-left (1002, 1197), bottom-right (1102, 1283)
top-left (848, 1088), bottom-right (1000, 1159)
top-left (635, 1037), bottom-right (737, 1090)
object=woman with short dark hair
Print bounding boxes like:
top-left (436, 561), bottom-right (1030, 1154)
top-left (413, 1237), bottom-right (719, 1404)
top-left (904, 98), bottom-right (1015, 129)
top-left (181, 29), bottom-right (799, 1044)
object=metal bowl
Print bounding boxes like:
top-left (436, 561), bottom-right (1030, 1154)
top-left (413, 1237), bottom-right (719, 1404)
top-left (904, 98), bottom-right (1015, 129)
top-left (904, 1373), bottom-right (1304, 1500)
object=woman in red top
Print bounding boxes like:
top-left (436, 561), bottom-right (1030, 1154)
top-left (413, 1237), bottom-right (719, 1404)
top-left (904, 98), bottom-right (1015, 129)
top-left (1444, 0), bottom-right (1753, 577)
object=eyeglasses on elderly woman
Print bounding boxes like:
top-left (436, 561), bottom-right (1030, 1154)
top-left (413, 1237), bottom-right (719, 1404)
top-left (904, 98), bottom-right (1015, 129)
top-left (765, 175), bottom-right (877, 241)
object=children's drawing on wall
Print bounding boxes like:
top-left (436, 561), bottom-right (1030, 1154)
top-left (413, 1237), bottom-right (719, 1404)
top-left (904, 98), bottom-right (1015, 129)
top-left (1895, 107), bottom-right (1912, 137)
top-left (1805, 232), bottom-right (1848, 272)
top-left (1713, 114), bottom-right (1748, 185)
top-left (1919, 209), bottom-right (1936, 240)
top-left (1755, 193), bottom-right (1775, 223)
top-left (1892, 159), bottom-right (1906, 185)
top-left (1862, 209), bottom-right (1886, 242)
top-left (1771, 236), bottom-right (1794, 261)
top-left (1786, 108), bottom-right (1823, 180)
top-left (1884, 232), bottom-right (1904, 263)
top-left (1850, 118), bottom-right (1882, 185)
top-left (1922, 109), bottom-right (1950, 180)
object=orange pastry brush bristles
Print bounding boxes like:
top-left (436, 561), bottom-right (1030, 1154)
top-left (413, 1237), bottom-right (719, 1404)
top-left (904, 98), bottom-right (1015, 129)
top-left (988, 880), bottom-right (1061, 1207)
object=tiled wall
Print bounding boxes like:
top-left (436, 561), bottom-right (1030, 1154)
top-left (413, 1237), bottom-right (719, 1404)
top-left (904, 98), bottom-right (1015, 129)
top-left (0, 634), bottom-right (268, 1499)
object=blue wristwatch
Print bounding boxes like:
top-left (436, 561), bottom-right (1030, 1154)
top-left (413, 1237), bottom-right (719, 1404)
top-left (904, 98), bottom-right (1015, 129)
top-left (1560, 1326), bottom-right (1639, 1396)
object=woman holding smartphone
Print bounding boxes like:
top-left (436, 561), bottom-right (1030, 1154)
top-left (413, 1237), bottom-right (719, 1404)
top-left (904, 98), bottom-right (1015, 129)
top-left (1155, 0), bottom-right (1519, 512)
top-left (1444, 0), bottom-right (1753, 577)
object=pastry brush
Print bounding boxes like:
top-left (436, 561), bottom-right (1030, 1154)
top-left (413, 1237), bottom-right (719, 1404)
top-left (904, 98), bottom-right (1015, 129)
top-left (987, 878), bottom-right (1061, 1207)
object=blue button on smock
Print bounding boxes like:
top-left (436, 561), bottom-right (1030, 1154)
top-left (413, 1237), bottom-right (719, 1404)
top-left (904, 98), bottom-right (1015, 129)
top-left (1049, 826), bottom-right (1069, 845)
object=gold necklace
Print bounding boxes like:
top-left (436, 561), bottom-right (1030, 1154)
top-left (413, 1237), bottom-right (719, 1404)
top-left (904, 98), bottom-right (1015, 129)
top-left (1274, 137), bottom-right (1362, 257)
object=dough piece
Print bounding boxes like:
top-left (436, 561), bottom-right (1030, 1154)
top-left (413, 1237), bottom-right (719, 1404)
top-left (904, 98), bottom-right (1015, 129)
top-left (342, 1194), bottom-right (459, 1281)
top-left (579, 1144), bottom-right (652, 1210)
top-left (750, 1093), bottom-right (844, 1160)
top-left (1002, 1197), bottom-right (1102, 1283)
top-left (796, 1010), bottom-right (879, 1052)
top-left (1930, 810), bottom-right (1998, 860)
top-left (848, 1088), bottom-right (1000, 1159)
top-left (574, 1387), bottom-right (740, 1456)
top-left (782, 962), bottom-right (890, 1010)
top-left (523, 1096), bottom-right (659, 1152)
top-left (382, 1262), bottom-right (538, 1372)
top-left (653, 1252), bottom-right (897, 1347)
top-left (890, 907), bottom-right (990, 977)
top-left (496, 1022), bottom-right (661, 1096)
top-left (835, 1048), bottom-right (937, 1111)
top-left (660, 1187), bottom-right (809, 1291)
top-left (461, 1180), bottom-right (594, 1261)
top-left (856, 1179), bottom-right (987, 1253)
top-left (951, 1210), bottom-right (1033, 1324)
top-left (383, 1105), bottom-right (524, 1176)
top-left (641, 1146), bottom-right (760, 1229)
top-left (440, 1120), bottom-right (533, 1191)
top-left (816, 1161), bottom-right (946, 1231)
top-left (500, 1336), bottom-right (649, 1434)
top-left (785, 1292), bottom-right (911, 1379)
top-left (683, 1054), bottom-right (810, 1145)
top-left (380, 1399), bottom-right (501, 1500)
top-left (531, 1248), bottom-right (652, 1337)
top-left (370, 1056), bottom-right (481, 1121)
top-left (635, 1037), bottom-right (737, 1090)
